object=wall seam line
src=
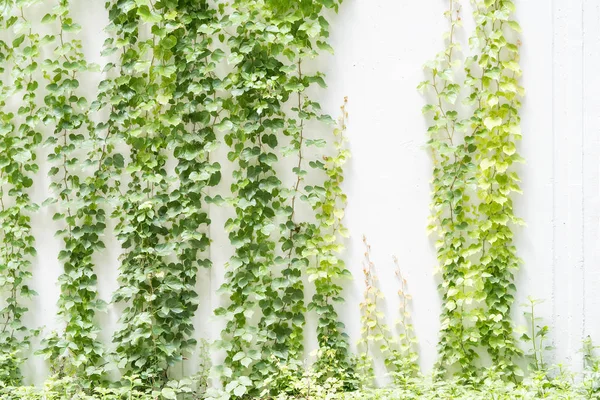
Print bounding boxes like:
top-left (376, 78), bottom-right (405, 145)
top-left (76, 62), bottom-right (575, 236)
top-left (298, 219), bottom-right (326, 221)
top-left (581, 0), bottom-right (586, 352)
top-left (551, 0), bottom-right (557, 357)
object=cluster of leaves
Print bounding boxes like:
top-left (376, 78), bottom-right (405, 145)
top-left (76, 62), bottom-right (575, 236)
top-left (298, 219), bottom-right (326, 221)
top-left (216, 348), bottom-right (600, 400)
top-left (0, 1), bottom-right (540, 399)
top-left (214, 2), bottom-right (289, 396)
top-left (420, 0), bottom-right (524, 379)
top-left (38, 0), bottom-right (108, 387)
top-left (582, 336), bottom-right (600, 398)
top-left (356, 237), bottom-right (418, 386)
top-left (390, 256), bottom-right (419, 383)
top-left (468, 0), bottom-right (525, 377)
top-left (420, 0), bottom-right (481, 377)
top-left (103, 0), bottom-right (220, 388)
top-left (304, 98), bottom-right (356, 388)
top-left (342, 373), bottom-right (593, 400)
top-left (213, 0), bottom-right (353, 398)
top-left (274, 303), bottom-right (600, 400)
top-left (0, 0), bottom-right (43, 385)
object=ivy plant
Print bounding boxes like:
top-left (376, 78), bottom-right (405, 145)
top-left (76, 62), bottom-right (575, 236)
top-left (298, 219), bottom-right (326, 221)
top-left (38, 0), bottom-right (107, 387)
top-left (213, 0), bottom-right (350, 398)
top-left (357, 237), bottom-right (419, 387)
top-left (103, 0), bottom-right (218, 388)
top-left (467, 0), bottom-right (525, 378)
top-left (0, 0), bottom-right (42, 385)
top-left (165, 0), bottom-right (223, 382)
top-left (214, 2), bottom-right (293, 396)
top-left (421, 0), bottom-right (481, 379)
top-left (421, 0), bottom-right (525, 380)
top-left (304, 98), bottom-right (356, 389)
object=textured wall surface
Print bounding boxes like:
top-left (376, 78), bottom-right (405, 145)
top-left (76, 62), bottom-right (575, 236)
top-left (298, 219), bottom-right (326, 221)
top-left (17, 0), bottom-right (600, 384)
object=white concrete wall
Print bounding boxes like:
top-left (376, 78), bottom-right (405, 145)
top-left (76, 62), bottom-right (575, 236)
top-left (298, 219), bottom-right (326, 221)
top-left (11, 0), bottom-right (600, 384)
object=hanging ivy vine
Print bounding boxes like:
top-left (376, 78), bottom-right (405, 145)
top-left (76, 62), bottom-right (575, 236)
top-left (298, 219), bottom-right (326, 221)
top-left (468, 0), bottom-right (524, 378)
top-left (304, 97), bottom-right (356, 388)
top-left (0, 0), bottom-right (42, 385)
top-left (267, 0), bottom-right (346, 394)
top-left (421, 0), bottom-right (524, 380)
top-left (108, 0), bottom-right (173, 384)
top-left (214, 2), bottom-right (290, 396)
top-left (421, 0), bottom-right (481, 379)
top-left (166, 0), bottom-right (222, 380)
top-left (38, 0), bottom-right (107, 386)
top-left (103, 0), bottom-right (215, 388)
top-left (214, 0), bottom-right (351, 397)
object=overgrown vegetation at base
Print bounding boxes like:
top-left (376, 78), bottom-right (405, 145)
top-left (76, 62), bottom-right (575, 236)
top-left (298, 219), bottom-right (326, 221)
top-left (2, 366), bottom-right (600, 399)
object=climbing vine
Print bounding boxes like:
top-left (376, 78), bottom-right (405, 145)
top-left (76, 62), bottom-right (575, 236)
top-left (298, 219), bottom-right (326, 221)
top-left (215, 2), bottom-right (294, 396)
top-left (304, 97), bottom-right (356, 388)
top-left (421, 0), bottom-right (524, 379)
top-left (421, 0), bottom-right (480, 378)
top-left (357, 237), bottom-right (418, 387)
top-left (468, 0), bottom-right (524, 378)
top-left (108, 0), bottom-right (175, 383)
top-left (268, 0), bottom-right (345, 393)
top-left (212, 2), bottom-right (273, 395)
top-left (167, 0), bottom-right (222, 380)
top-left (104, 0), bottom-right (217, 388)
top-left (0, 0), bottom-right (42, 385)
top-left (214, 1), bottom-right (348, 398)
top-left (391, 255), bottom-right (419, 383)
top-left (39, 0), bottom-right (107, 386)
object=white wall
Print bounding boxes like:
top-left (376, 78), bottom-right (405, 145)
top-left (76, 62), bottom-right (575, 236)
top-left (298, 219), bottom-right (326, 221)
top-left (12, 0), bottom-right (600, 385)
